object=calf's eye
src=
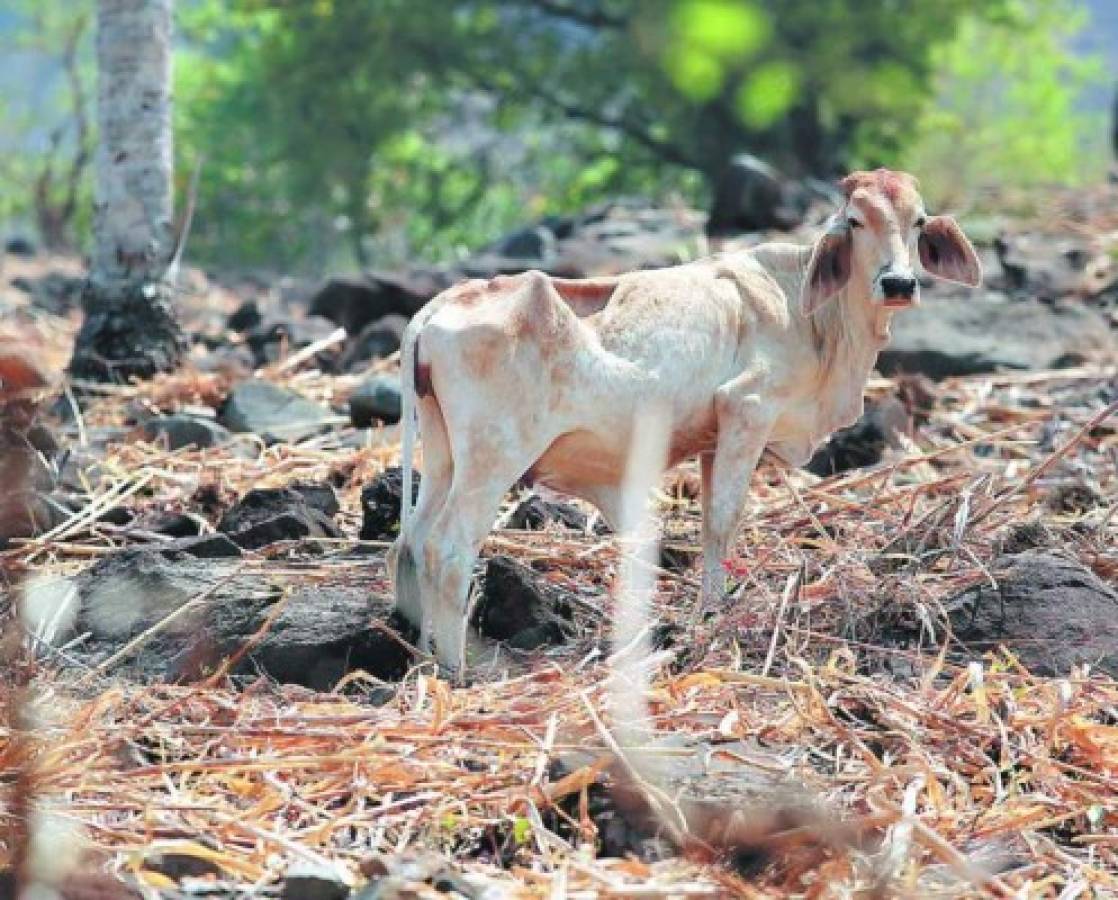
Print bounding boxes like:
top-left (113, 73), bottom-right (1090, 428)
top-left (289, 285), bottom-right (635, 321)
top-left (915, 216), bottom-right (927, 229)
top-left (847, 217), bottom-right (863, 229)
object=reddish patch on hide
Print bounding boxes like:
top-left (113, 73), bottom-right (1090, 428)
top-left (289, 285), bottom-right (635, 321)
top-left (448, 279), bottom-right (488, 307)
top-left (840, 168), bottom-right (919, 204)
top-left (414, 334), bottom-right (433, 399)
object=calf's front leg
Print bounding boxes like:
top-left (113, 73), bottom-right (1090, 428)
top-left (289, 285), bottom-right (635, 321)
top-left (700, 388), bottom-right (774, 611)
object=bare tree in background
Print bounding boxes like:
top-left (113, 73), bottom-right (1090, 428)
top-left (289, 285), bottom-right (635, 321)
top-left (69, 0), bottom-right (184, 382)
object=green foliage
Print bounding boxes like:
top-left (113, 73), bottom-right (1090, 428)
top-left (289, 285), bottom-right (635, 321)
top-left (0, 0), bottom-right (1107, 272)
top-left (178, 0), bottom-right (1038, 271)
top-left (0, 0), bottom-right (95, 249)
top-left (902, 0), bottom-right (1109, 206)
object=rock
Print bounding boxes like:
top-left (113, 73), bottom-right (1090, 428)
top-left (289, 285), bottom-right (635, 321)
top-left (142, 414), bottom-right (232, 450)
top-left (806, 398), bottom-right (911, 477)
top-left (77, 551), bottom-right (266, 641)
top-left (1045, 480), bottom-right (1106, 515)
top-left (659, 544), bottom-right (699, 574)
top-left (878, 293), bottom-right (1117, 379)
top-left (492, 225), bottom-right (558, 261)
top-left (993, 233), bottom-right (1116, 301)
top-left (281, 863), bottom-right (351, 900)
top-left (193, 343), bottom-right (255, 377)
top-left (134, 511), bottom-right (203, 538)
top-left (73, 552), bottom-right (410, 686)
top-left (244, 315), bottom-right (339, 367)
top-left (945, 551), bottom-right (1118, 677)
top-left (11, 271), bottom-right (85, 315)
top-left (219, 380), bottom-right (335, 444)
top-left (463, 225), bottom-right (560, 276)
top-left (548, 199), bottom-right (705, 277)
top-left (308, 271), bottom-right (447, 335)
top-left (340, 314), bottom-right (408, 372)
top-left (506, 494), bottom-right (590, 531)
top-left (360, 467), bottom-right (420, 542)
top-left (160, 533), bottom-right (243, 559)
top-left (349, 374), bottom-right (403, 427)
top-left (218, 484), bottom-right (342, 550)
top-left (705, 154), bottom-right (837, 236)
top-left (472, 555), bottom-right (570, 649)
top-left (352, 853), bottom-right (484, 900)
top-left (226, 299), bottom-right (263, 333)
top-left (4, 235), bottom-right (37, 257)
top-left (143, 849), bottom-right (224, 880)
top-left (226, 585), bottom-right (413, 688)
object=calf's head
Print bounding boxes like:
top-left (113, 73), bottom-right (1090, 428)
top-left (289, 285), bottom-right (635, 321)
top-left (803, 168), bottom-right (982, 315)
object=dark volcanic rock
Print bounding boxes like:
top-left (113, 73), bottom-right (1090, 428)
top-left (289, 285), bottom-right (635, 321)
top-left (5, 235), bottom-right (37, 257)
top-left (548, 198), bottom-right (704, 277)
top-left (707, 154), bottom-right (800, 234)
top-left (507, 494), bottom-right (590, 531)
top-left (473, 555), bottom-right (570, 650)
top-left (360, 467), bottom-right (420, 541)
top-left (161, 533), bottom-right (243, 559)
top-left (225, 585), bottom-right (412, 689)
top-left (806, 398), bottom-right (911, 476)
top-left (135, 511), bottom-right (203, 538)
top-left (226, 299), bottom-right (263, 333)
top-left (659, 543), bottom-right (699, 574)
top-left (77, 551), bottom-right (266, 641)
top-left (878, 293), bottom-right (1117, 379)
top-left (219, 380), bottom-right (334, 444)
top-left (493, 225), bottom-right (558, 261)
top-left (340, 314), bottom-right (408, 372)
top-left (142, 414), bottom-right (232, 450)
top-left (945, 551), bottom-right (1118, 677)
top-left (281, 864), bottom-right (351, 900)
top-left (74, 552), bottom-right (409, 687)
top-left (218, 484), bottom-right (342, 550)
top-left (349, 374), bottom-right (403, 427)
top-left (245, 315), bottom-right (339, 367)
top-left (12, 271), bottom-right (84, 315)
top-left (309, 271), bottom-right (446, 335)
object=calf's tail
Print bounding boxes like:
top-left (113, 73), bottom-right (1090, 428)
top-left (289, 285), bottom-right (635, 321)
top-left (399, 319), bottom-right (420, 534)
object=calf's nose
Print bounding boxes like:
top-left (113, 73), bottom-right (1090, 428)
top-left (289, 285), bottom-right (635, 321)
top-left (880, 274), bottom-right (917, 300)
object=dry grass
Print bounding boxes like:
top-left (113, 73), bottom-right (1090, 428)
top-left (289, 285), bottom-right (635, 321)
top-left (1, 251), bottom-right (1117, 896)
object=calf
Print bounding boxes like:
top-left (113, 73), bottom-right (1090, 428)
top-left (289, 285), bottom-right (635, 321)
top-left (389, 169), bottom-right (981, 673)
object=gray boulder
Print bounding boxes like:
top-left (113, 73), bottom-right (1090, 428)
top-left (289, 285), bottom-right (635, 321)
top-left (219, 380), bottom-right (335, 444)
top-left (142, 414), bottom-right (232, 450)
top-left (349, 374), bottom-right (402, 427)
top-left (945, 551), bottom-right (1118, 677)
top-left (879, 292), bottom-right (1116, 379)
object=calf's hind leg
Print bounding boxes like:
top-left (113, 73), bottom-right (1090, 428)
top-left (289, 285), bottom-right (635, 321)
top-left (424, 430), bottom-right (549, 673)
top-left (390, 397), bottom-right (453, 650)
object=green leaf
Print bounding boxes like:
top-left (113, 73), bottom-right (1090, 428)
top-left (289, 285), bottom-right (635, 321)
top-left (736, 60), bottom-right (800, 128)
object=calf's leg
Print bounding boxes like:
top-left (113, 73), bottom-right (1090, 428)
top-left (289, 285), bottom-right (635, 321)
top-left (390, 397), bottom-right (453, 649)
top-left (699, 388), bottom-right (774, 611)
top-left (423, 422), bottom-right (550, 673)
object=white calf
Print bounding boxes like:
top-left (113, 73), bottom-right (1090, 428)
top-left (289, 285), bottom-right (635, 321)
top-left (389, 168), bottom-right (981, 672)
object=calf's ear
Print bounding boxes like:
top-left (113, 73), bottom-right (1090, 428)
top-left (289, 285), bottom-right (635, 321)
top-left (802, 228), bottom-right (852, 315)
top-left (918, 215), bottom-right (982, 287)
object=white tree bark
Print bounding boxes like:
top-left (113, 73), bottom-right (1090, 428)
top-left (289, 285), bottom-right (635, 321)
top-left (91, 0), bottom-right (173, 290)
top-left (72, 0), bottom-right (183, 381)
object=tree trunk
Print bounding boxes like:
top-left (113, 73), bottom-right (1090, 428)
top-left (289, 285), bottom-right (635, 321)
top-left (69, 0), bottom-right (185, 383)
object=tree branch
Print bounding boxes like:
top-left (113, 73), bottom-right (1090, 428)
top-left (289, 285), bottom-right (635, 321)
top-left (479, 62), bottom-right (703, 172)
top-left (499, 0), bottom-right (627, 30)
